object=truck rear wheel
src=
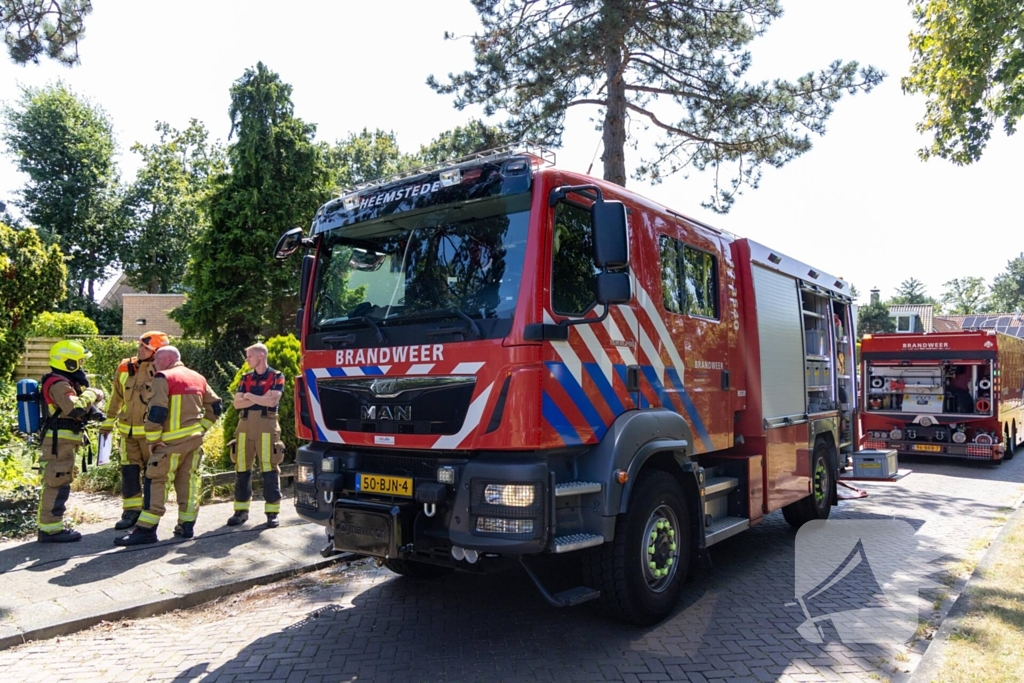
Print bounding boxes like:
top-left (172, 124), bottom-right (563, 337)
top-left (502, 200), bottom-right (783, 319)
top-left (384, 558), bottom-right (453, 579)
top-left (782, 441), bottom-right (834, 529)
top-left (582, 470), bottom-right (690, 625)
top-left (1006, 425), bottom-right (1016, 460)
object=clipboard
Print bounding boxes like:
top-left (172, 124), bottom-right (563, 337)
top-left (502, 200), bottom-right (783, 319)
top-left (97, 432), bottom-right (113, 465)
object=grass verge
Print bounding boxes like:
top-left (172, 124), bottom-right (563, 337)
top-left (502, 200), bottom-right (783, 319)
top-left (928, 509), bottom-right (1024, 683)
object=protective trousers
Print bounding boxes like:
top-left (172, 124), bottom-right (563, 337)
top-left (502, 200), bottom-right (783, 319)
top-left (120, 434), bottom-right (147, 512)
top-left (37, 437), bottom-right (79, 534)
top-left (231, 412), bottom-right (284, 515)
top-left (137, 435), bottom-right (203, 529)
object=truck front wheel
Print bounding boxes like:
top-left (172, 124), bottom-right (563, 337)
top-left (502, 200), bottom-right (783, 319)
top-left (783, 441), bottom-right (834, 528)
top-left (583, 470), bottom-right (690, 625)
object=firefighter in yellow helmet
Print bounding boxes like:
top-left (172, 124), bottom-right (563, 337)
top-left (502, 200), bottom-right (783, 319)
top-left (115, 345), bottom-right (222, 546)
top-left (99, 331), bottom-right (170, 530)
top-left (37, 340), bottom-right (105, 543)
top-left (227, 343), bottom-right (286, 528)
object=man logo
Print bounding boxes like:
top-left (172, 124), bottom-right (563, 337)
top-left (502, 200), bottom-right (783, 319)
top-left (369, 378), bottom-right (399, 397)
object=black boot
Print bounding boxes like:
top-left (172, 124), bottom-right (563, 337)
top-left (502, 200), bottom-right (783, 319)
top-left (173, 522), bottom-right (195, 539)
top-left (114, 510), bottom-right (141, 531)
top-left (114, 525), bottom-right (158, 546)
top-left (227, 511), bottom-right (249, 527)
top-left (38, 529), bottom-right (82, 543)
top-left (265, 513), bottom-right (280, 528)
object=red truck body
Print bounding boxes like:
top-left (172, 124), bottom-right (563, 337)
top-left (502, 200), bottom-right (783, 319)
top-left (860, 330), bottom-right (1024, 461)
top-left (281, 145), bottom-right (858, 623)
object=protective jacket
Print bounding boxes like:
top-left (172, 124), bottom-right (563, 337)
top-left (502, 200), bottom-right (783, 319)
top-left (144, 362), bottom-right (221, 446)
top-left (101, 356), bottom-right (156, 437)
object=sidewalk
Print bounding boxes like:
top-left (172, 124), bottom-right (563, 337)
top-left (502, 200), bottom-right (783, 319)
top-left (0, 497), bottom-right (351, 651)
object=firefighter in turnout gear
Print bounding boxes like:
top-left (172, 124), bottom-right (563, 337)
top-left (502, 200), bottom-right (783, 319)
top-left (37, 341), bottom-right (105, 543)
top-left (227, 343), bottom-right (286, 528)
top-left (115, 346), bottom-right (222, 546)
top-left (99, 331), bottom-right (169, 530)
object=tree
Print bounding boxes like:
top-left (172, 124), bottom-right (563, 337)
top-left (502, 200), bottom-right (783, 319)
top-left (857, 301), bottom-right (895, 338)
top-left (0, 222), bottom-right (66, 382)
top-left (429, 0), bottom-right (883, 211)
top-left (940, 276), bottom-right (990, 314)
top-left (327, 128), bottom-right (411, 191)
top-left (174, 63), bottom-right (332, 352)
top-left (903, 1), bottom-right (1024, 164)
top-left (989, 252), bottom-right (1024, 312)
top-left (1, 81), bottom-right (120, 302)
top-left (1, 0), bottom-right (92, 66)
top-left (888, 278), bottom-right (936, 306)
top-left (118, 120), bottom-right (225, 293)
top-left (414, 119), bottom-right (514, 164)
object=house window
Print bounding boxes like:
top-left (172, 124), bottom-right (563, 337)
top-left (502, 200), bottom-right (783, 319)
top-left (895, 315), bottom-right (915, 332)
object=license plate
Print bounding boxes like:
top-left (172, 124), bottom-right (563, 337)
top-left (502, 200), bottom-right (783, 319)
top-left (913, 444), bottom-right (942, 452)
top-left (356, 472), bottom-right (413, 497)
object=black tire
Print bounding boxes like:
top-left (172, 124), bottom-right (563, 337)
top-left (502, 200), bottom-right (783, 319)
top-left (782, 441), bottom-right (835, 529)
top-left (1005, 425), bottom-right (1016, 460)
top-left (383, 558), bottom-right (453, 579)
top-left (582, 470), bottom-right (691, 625)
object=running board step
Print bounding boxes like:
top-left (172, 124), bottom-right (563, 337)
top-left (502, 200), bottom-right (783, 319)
top-left (555, 481), bottom-right (602, 497)
top-left (703, 476), bottom-right (739, 497)
top-left (550, 585), bottom-right (601, 607)
top-left (705, 516), bottom-right (749, 546)
top-left (553, 533), bottom-right (605, 553)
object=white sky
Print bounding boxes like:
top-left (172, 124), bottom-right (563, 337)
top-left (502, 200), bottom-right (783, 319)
top-left (0, 0), bottom-right (1019, 305)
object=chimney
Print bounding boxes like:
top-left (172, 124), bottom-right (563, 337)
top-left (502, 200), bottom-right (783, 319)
top-left (870, 288), bottom-right (880, 305)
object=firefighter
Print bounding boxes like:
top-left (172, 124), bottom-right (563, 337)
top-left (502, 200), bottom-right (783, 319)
top-left (37, 340), bottom-right (105, 543)
top-left (227, 343), bottom-right (285, 528)
top-left (115, 346), bottom-right (221, 546)
top-left (99, 330), bottom-right (170, 531)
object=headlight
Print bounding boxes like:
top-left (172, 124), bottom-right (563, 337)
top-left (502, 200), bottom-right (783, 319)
top-left (296, 464), bottom-right (315, 485)
top-left (483, 484), bottom-right (535, 507)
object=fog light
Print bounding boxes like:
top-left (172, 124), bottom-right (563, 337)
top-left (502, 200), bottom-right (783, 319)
top-left (476, 517), bottom-right (534, 534)
top-left (952, 431), bottom-right (967, 444)
top-left (890, 428), bottom-right (903, 441)
top-left (321, 457), bottom-right (336, 473)
top-left (484, 484), bottom-right (535, 507)
top-left (297, 464), bottom-right (315, 484)
top-left (437, 466), bottom-right (456, 485)
top-left (296, 490), bottom-right (317, 507)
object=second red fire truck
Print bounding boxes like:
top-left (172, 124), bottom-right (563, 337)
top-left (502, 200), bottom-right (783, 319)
top-left (275, 144), bottom-right (859, 624)
top-left (860, 330), bottom-right (1024, 461)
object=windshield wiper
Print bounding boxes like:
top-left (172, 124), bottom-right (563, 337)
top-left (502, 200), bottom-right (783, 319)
top-left (388, 308), bottom-right (483, 339)
top-left (319, 316), bottom-right (386, 345)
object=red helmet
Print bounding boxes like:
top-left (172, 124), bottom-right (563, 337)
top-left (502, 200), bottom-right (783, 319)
top-left (139, 331), bottom-right (170, 351)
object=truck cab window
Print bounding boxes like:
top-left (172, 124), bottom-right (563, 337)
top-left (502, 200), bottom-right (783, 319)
top-left (551, 202), bottom-right (599, 316)
top-left (659, 236), bottom-right (720, 320)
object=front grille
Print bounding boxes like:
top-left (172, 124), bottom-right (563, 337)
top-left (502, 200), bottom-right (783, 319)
top-left (356, 453), bottom-right (444, 478)
top-left (318, 376), bottom-right (476, 435)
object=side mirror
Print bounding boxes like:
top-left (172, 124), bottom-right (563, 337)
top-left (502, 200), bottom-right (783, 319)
top-left (591, 200), bottom-right (628, 269)
top-left (274, 227), bottom-right (306, 260)
top-left (595, 271), bottom-right (631, 305)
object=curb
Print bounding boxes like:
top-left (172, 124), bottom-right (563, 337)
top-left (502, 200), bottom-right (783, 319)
top-left (909, 494), bottom-right (1024, 682)
top-left (0, 551), bottom-right (359, 652)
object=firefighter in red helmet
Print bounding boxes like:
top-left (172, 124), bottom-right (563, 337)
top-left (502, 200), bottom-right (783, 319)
top-left (99, 331), bottom-right (170, 531)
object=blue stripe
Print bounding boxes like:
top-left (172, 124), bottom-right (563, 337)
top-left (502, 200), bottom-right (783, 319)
top-left (361, 366), bottom-right (384, 375)
top-left (664, 367), bottom-right (714, 452)
top-left (546, 362), bottom-right (607, 440)
top-left (584, 362), bottom-right (626, 415)
top-left (304, 370), bottom-right (327, 441)
top-left (542, 391), bottom-right (582, 445)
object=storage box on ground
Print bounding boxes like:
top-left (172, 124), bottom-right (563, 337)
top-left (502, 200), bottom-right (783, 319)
top-left (852, 449), bottom-right (898, 478)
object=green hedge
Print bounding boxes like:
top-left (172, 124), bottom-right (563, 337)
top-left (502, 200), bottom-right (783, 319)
top-left (28, 311), bottom-right (99, 337)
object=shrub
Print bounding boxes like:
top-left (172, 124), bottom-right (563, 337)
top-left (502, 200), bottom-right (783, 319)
top-left (219, 334), bottom-right (301, 466)
top-left (28, 310), bottom-right (99, 337)
top-left (0, 440), bottom-right (41, 540)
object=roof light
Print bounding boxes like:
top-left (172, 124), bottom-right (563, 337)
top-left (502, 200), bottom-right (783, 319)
top-left (808, 269), bottom-right (819, 279)
top-left (342, 193), bottom-right (360, 211)
top-left (439, 169), bottom-right (462, 187)
top-left (768, 253), bottom-right (782, 264)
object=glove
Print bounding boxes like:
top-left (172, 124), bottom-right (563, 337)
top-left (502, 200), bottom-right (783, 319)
top-left (89, 387), bottom-right (105, 402)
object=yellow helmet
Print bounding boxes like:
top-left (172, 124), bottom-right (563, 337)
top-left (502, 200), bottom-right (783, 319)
top-left (49, 340), bottom-right (92, 372)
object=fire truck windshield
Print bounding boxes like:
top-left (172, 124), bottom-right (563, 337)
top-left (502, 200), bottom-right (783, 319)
top-left (308, 194), bottom-right (531, 345)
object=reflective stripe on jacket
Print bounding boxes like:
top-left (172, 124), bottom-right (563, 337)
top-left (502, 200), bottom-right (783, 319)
top-left (145, 362), bottom-right (221, 444)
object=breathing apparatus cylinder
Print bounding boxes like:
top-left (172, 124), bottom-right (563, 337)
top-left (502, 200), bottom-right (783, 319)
top-left (16, 378), bottom-right (41, 434)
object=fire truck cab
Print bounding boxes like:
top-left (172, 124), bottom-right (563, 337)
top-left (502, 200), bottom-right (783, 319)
top-left (276, 144), bottom-right (858, 624)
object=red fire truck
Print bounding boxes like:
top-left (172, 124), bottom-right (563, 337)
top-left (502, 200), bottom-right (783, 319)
top-left (274, 144), bottom-right (859, 624)
top-left (860, 330), bottom-right (1024, 461)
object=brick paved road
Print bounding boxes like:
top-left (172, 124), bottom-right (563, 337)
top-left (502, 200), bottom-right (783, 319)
top-left (2, 454), bottom-right (1022, 683)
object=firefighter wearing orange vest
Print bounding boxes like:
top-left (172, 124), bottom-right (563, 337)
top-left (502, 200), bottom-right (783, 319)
top-left (115, 345), bottom-right (221, 546)
top-left (227, 343), bottom-right (285, 528)
top-left (37, 341), bottom-right (105, 543)
top-left (99, 331), bottom-right (170, 531)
